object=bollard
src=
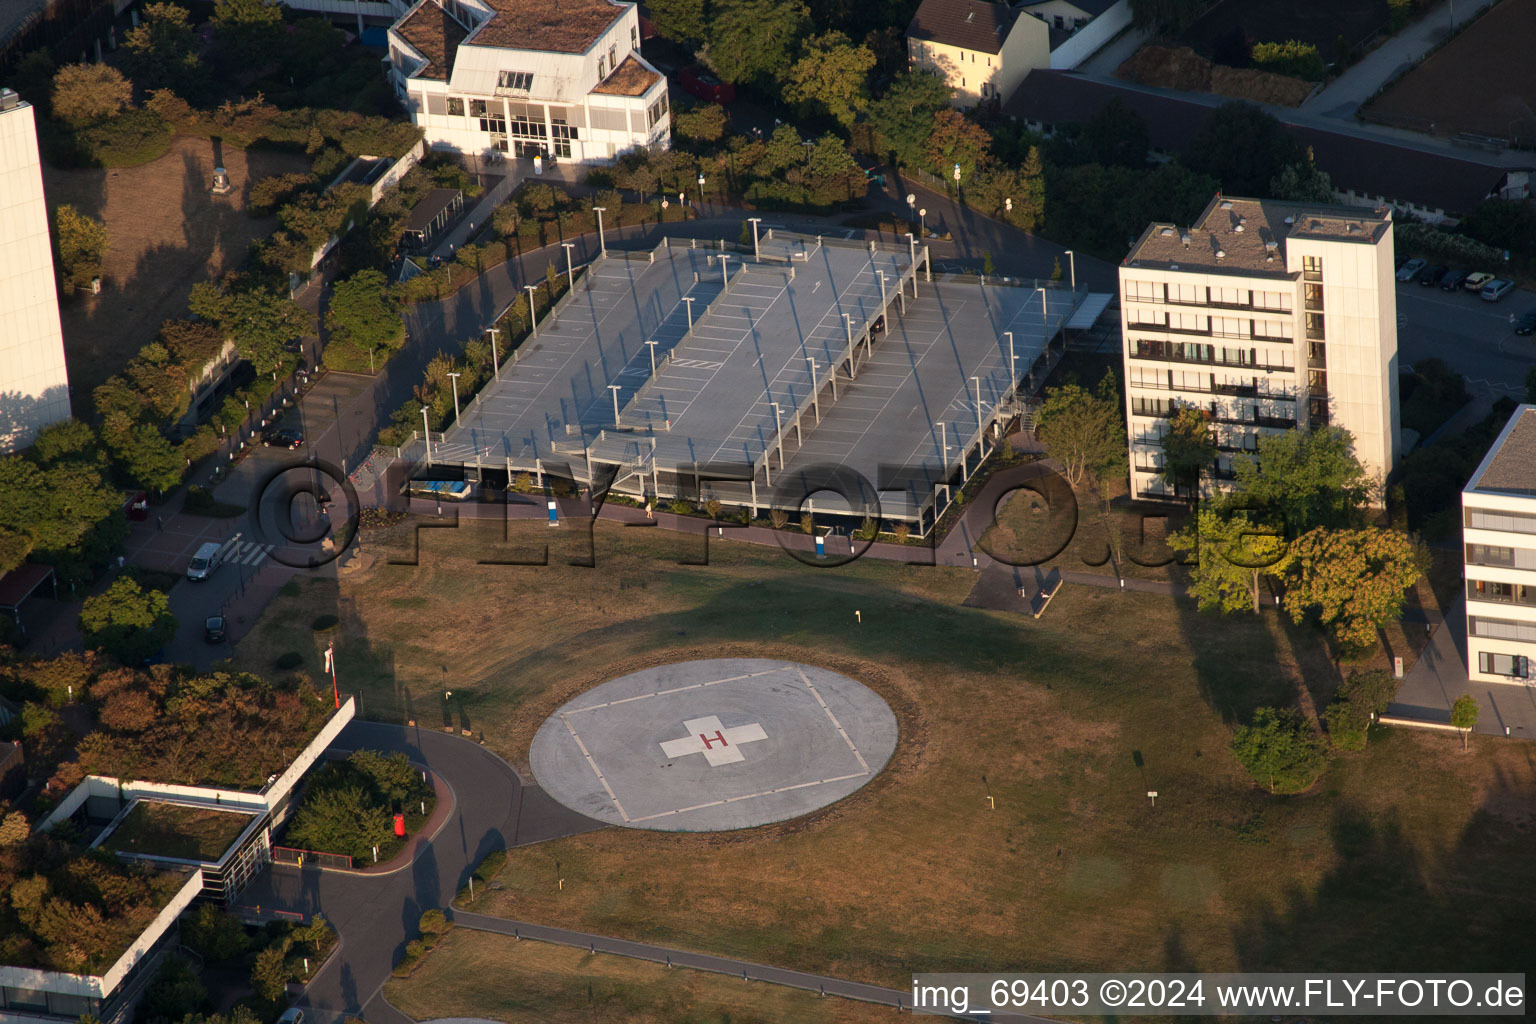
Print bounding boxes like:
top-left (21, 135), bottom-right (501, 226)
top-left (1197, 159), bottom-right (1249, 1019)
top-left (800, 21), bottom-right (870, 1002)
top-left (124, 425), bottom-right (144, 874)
top-left (855, 610), bottom-right (861, 623)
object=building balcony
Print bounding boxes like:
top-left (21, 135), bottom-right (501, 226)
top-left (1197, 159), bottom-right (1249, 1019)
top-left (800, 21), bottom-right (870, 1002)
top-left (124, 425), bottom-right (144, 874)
top-left (1468, 581), bottom-right (1536, 609)
top-left (1130, 346), bottom-right (1293, 374)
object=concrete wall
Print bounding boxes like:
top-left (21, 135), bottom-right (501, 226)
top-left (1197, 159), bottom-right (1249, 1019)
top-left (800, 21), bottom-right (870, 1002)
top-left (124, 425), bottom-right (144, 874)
top-left (1048, 0), bottom-right (1131, 70)
top-left (0, 95), bottom-right (71, 453)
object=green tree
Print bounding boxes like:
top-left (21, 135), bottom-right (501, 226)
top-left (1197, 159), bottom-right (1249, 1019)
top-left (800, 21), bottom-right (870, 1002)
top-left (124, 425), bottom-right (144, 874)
top-left (1077, 98), bottom-right (1149, 169)
top-left (647, 0), bottom-right (706, 44)
top-left (1323, 669), bottom-right (1398, 749)
top-left (51, 205), bottom-right (108, 291)
top-left (782, 31), bottom-right (876, 130)
top-left (673, 104), bottom-right (728, 144)
top-left (9, 49), bottom-right (57, 114)
top-left (211, 0), bottom-right (283, 66)
top-left (122, 2), bottom-right (207, 96)
top-left (1129, 0), bottom-right (1216, 32)
top-left (109, 422), bottom-right (185, 493)
top-left (249, 940), bottom-right (292, 1001)
top-left (1283, 527), bottom-right (1427, 651)
top-left (705, 0), bottom-right (810, 86)
top-left (760, 123), bottom-right (807, 174)
top-left (326, 269), bottom-right (401, 361)
top-left (348, 749), bottom-right (417, 806)
top-left (1034, 378), bottom-right (1125, 489)
top-left (969, 158), bottom-right (1042, 231)
top-left (1183, 102), bottom-right (1303, 196)
top-left (1231, 706), bottom-right (1326, 794)
top-left (285, 783), bottom-right (392, 861)
top-left (1457, 199), bottom-right (1536, 258)
top-left (1161, 404), bottom-right (1213, 499)
top-left (49, 63), bottom-right (133, 126)
top-left (181, 904), bottom-right (250, 963)
top-left (1227, 426), bottom-right (1370, 537)
top-left (140, 955), bottom-right (208, 1022)
top-left (867, 70), bottom-right (953, 167)
top-left (924, 107), bottom-right (991, 182)
top-left (79, 578), bottom-right (178, 665)
top-left (1270, 148), bottom-right (1334, 203)
top-left (1170, 507), bottom-right (1291, 615)
top-left (1450, 694), bottom-right (1478, 750)
top-left (804, 133), bottom-right (864, 204)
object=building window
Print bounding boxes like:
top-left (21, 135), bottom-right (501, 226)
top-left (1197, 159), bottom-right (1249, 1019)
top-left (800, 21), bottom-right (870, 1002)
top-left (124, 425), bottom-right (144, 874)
top-left (1470, 616), bottom-right (1536, 643)
top-left (646, 93), bottom-right (669, 129)
top-left (1302, 255), bottom-right (1322, 280)
top-left (1305, 312), bottom-right (1325, 340)
top-left (498, 70), bottom-right (533, 92)
top-left (598, 56), bottom-right (607, 79)
top-left (447, 96), bottom-right (465, 116)
top-left (510, 115), bottom-right (547, 139)
top-left (469, 99), bottom-right (488, 117)
top-left (631, 26), bottom-right (638, 49)
top-left (552, 119), bottom-right (578, 158)
top-left (1479, 652), bottom-right (1531, 678)
top-left (610, 43), bottom-right (618, 69)
top-left (1124, 279), bottom-right (1163, 303)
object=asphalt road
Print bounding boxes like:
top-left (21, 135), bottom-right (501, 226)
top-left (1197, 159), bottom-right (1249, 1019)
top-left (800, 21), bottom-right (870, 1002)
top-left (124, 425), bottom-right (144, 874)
top-left (238, 720), bottom-right (602, 1023)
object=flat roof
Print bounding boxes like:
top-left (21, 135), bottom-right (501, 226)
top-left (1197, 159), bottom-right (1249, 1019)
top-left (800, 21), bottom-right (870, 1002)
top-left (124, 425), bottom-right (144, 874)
top-left (591, 55), bottom-right (661, 96)
top-left (1125, 194), bottom-right (1391, 276)
top-left (405, 188), bottom-right (462, 233)
top-left (1468, 404), bottom-right (1536, 496)
top-left (434, 235), bottom-right (1082, 518)
top-left (98, 799), bottom-right (257, 864)
top-left (471, 0), bottom-right (626, 53)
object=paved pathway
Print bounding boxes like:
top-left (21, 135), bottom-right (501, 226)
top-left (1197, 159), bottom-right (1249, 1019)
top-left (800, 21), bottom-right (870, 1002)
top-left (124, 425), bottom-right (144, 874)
top-left (1303, 0), bottom-right (1501, 119)
top-left (1390, 595), bottom-right (1536, 739)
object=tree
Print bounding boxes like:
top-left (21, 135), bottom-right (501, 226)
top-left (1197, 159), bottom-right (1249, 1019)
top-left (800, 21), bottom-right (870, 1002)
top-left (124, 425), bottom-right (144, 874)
top-left (285, 782), bottom-right (392, 861)
top-left (673, 104), bottom-right (728, 145)
top-left (140, 955), bottom-right (208, 1022)
top-left (1183, 102), bottom-right (1303, 196)
top-left (867, 70), bottom-right (953, 167)
top-left (0, 810), bottom-right (29, 845)
top-left (250, 941), bottom-right (292, 1001)
top-left (52, 205), bottom-right (108, 291)
top-left (1231, 706), bottom-right (1326, 794)
top-left (1034, 378), bottom-right (1125, 489)
top-left (49, 63), bottom-right (132, 126)
top-left (211, 0), bottom-right (283, 66)
top-left (9, 49), bottom-right (56, 114)
top-left (1170, 507), bottom-right (1291, 615)
top-left (782, 31), bottom-right (876, 130)
top-left (923, 107), bottom-right (991, 182)
top-left (1323, 669), bottom-right (1397, 749)
top-left (108, 421), bottom-right (186, 493)
top-left (348, 749), bottom-right (417, 806)
top-left (1227, 426), bottom-right (1370, 538)
top-left (122, 2), bottom-right (207, 96)
top-left (1526, 366), bottom-right (1536, 405)
top-left (1283, 526), bottom-right (1427, 651)
top-left (181, 905), bottom-right (249, 963)
top-left (1161, 404), bottom-right (1214, 498)
top-left (970, 159), bottom-right (1042, 231)
top-left (803, 133), bottom-right (864, 204)
top-left (1128, 0), bottom-right (1215, 32)
top-left (1250, 39), bottom-right (1326, 81)
top-left (760, 123), bottom-right (807, 175)
top-left (1270, 148), bottom-right (1334, 203)
top-left (1457, 199), bottom-right (1536, 258)
top-left (1077, 98), bottom-right (1149, 169)
top-left (705, 0), bottom-right (811, 86)
top-left (648, 0), bottom-right (706, 44)
top-left (79, 578), bottom-right (178, 665)
top-left (1450, 694), bottom-right (1479, 750)
top-left (326, 270), bottom-right (401, 358)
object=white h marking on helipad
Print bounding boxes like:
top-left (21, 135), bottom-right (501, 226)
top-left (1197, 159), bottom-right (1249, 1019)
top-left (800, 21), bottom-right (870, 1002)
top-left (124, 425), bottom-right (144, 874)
top-left (660, 715), bottom-right (768, 766)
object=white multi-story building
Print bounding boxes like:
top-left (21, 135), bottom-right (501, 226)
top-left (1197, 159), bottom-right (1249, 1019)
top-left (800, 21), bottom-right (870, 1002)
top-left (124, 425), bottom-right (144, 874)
top-left (386, 0), bottom-right (669, 164)
top-left (1462, 404), bottom-right (1536, 685)
top-left (0, 87), bottom-right (71, 453)
top-left (1119, 195), bottom-right (1400, 500)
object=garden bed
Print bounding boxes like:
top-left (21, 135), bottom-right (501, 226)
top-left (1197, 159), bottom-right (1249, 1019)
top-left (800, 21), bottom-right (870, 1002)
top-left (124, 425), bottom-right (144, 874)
top-left (99, 800), bottom-right (255, 863)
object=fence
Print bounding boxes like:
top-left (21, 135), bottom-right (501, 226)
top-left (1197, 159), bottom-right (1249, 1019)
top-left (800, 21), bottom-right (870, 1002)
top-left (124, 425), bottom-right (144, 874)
top-left (271, 846), bottom-right (353, 870)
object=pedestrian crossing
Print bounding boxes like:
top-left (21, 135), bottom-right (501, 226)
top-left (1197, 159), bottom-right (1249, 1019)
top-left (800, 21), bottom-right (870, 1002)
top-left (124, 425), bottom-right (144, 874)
top-left (215, 538), bottom-right (275, 568)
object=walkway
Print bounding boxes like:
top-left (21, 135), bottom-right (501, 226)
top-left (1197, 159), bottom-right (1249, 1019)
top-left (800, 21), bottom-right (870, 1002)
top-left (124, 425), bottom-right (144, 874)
top-left (1390, 595), bottom-right (1536, 738)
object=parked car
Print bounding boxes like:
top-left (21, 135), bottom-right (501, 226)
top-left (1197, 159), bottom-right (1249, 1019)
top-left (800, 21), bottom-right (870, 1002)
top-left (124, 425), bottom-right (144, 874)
top-left (122, 490), bottom-right (149, 522)
top-left (276, 1011), bottom-right (305, 1024)
top-left (1463, 272), bottom-right (1495, 292)
top-left (678, 65), bottom-right (735, 104)
top-left (1395, 258), bottom-right (1426, 282)
top-left (263, 428), bottom-right (304, 449)
top-left (1440, 268), bottom-right (1469, 291)
top-left (1481, 279), bottom-right (1515, 302)
top-left (1514, 309), bottom-right (1536, 335)
top-left (204, 616), bottom-right (226, 643)
top-left (1419, 265), bottom-right (1447, 286)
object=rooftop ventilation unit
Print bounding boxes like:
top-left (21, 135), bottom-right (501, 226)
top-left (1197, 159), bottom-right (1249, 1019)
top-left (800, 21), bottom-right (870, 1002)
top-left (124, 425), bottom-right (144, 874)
top-left (1234, 224), bottom-right (1245, 233)
top-left (1347, 223), bottom-right (1361, 233)
top-left (1265, 254), bottom-right (1275, 262)
top-left (1215, 249), bottom-right (1226, 259)
top-left (1283, 215), bottom-right (1294, 224)
top-left (1181, 232), bottom-right (1191, 247)
top-left (1219, 200), bottom-right (1233, 210)
top-left (0, 88), bottom-right (18, 112)
top-left (1263, 240), bottom-right (1278, 251)
top-left (1160, 227), bottom-right (1174, 236)
top-left (967, 10), bottom-right (975, 21)
top-left (1310, 220), bottom-right (1322, 229)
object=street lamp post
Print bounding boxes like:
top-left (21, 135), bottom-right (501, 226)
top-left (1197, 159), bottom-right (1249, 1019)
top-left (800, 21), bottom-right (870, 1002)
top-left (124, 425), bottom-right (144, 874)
top-left (748, 216), bottom-right (762, 260)
top-left (971, 375), bottom-right (983, 428)
top-left (1036, 286), bottom-right (1048, 333)
top-left (682, 296), bottom-right (695, 332)
top-left (906, 193), bottom-right (916, 228)
top-left (697, 172), bottom-right (706, 208)
top-left (487, 326), bottom-right (500, 380)
top-left (802, 140), bottom-right (814, 163)
top-left (1064, 249), bottom-right (1076, 292)
top-left (1005, 331), bottom-right (1015, 394)
top-left (421, 406), bottom-right (433, 465)
top-left (646, 339), bottom-right (659, 374)
top-left (719, 253), bottom-right (731, 291)
top-left (842, 312), bottom-right (855, 372)
top-left (906, 232), bottom-right (919, 297)
top-left (919, 207), bottom-right (927, 238)
top-left (806, 356), bottom-right (819, 422)
top-left (561, 242), bottom-right (576, 288)
top-left (592, 206), bottom-right (606, 254)
top-left (525, 284), bottom-right (540, 336)
top-left (608, 384), bottom-right (622, 426)
top-left (770, 401), bottom-right (784, 468)
top-left (447, 372), bottom-right (461, 422)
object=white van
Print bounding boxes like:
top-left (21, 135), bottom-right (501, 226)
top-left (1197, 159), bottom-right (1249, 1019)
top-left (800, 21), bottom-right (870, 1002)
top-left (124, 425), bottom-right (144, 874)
top-left (186, 541), bottom-right (222, 581)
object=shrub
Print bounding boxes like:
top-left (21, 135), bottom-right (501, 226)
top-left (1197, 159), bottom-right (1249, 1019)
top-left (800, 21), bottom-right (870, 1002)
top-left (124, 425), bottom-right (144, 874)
top-left (798, 512), bottom-right (815, 534)
top-left (275, 651), bottom-right (304, 670)
top-left (668, 498), bottom-right (694, 515)
top-left (50, 62), bottom-right (133, 126)
top-left (418, 908), bottom-right (448, 935)
top-left (769, 509), bottom-right (789, 529)
top-left (1395, 222), bottom-right (1503, 267)
top-left (1250, 40), bottom-right (1326, 81)
top-left (893, 522), bottom-right (910, 543)
top-left (1231, 706), bottom-right (1327, 794)
top-left (704, 499), bottom-right (723, 520)
top-left (62, 108), bottom-right (173, 168)
top-left (248, 172), bottom-right (320, 218)
top-left (311, 613), bottom-right (339, 631)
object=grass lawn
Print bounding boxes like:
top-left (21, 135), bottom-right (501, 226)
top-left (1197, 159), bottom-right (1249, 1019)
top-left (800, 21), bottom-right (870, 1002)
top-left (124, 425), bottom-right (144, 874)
top-left (235, 518), bottom-right (1536, 985)
top-left (385, 927), bottom-right (895, 1024)
top-left (101, 801), bottom-right (255, 862)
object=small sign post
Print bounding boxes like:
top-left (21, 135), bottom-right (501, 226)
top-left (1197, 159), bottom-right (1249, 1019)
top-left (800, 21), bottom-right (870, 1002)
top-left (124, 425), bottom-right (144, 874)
top-left (547, 499), bottom-right (559, 527)
top-left (1147, 790), bottom-right (1158, 807)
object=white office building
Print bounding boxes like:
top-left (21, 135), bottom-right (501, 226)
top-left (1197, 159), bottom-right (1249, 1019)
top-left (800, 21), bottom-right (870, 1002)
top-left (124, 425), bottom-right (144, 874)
top-left (386, 0), bottom-right (670, 164)
top-left (1118, 195), bottom-right (1399, 500)
top-left (0, 87), bottom-right (71, 453)
top-left (1462, 404), bottom-right (1536, 685)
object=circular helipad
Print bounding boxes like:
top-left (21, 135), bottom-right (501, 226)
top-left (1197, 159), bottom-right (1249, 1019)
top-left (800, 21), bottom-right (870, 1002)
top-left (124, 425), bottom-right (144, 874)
top-left (530, 659), bottom-right (897, 832)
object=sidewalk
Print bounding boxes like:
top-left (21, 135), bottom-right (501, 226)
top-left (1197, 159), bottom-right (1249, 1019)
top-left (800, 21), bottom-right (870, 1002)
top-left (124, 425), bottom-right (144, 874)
top-left (1390, 595), bottom-right (1536, 738)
